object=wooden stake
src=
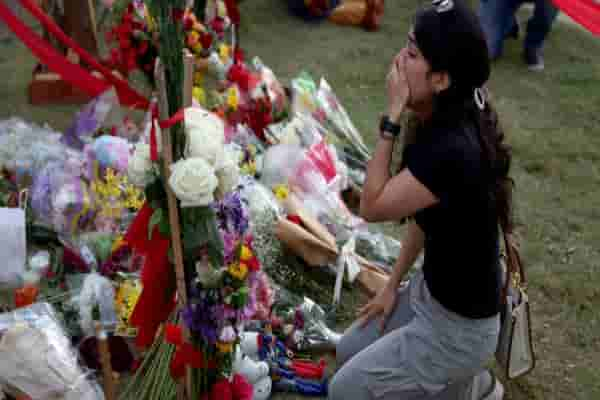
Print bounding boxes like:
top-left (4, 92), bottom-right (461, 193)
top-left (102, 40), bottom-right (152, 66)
top-left (155, 59), bottom-right (190, 400)
top-left (183, 50), bottom-right (194, 108)
top-left (95, 322), bottom-right (115, 400)
top-left (182, 50), bottom-right (195, 400)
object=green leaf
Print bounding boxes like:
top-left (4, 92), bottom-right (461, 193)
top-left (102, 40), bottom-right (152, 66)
top-left (148, 208), bottom-right (163, 240)
top-left (158, 216), bottom-right (171, 237)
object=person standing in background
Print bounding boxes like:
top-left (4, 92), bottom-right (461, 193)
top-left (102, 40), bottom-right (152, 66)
top-left (479, 0), bottom-right (559, 71)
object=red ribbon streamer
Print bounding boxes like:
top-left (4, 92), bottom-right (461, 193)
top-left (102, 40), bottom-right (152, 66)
top-left (0, 2), bottom-right (111, 100)
top-left (149, 106), bottom-right (186, 161)
top-left (0, 0), bottom-right (149, 109)
top-left (16, 0), bottom-right (149, 108)
top-left (126, 203), bottom-right (176, 348)
top-left (552, 0), bottom-right (600, 36)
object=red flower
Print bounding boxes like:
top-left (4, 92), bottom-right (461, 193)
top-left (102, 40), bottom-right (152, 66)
top-left (172, 8), bottom-right (185, 22)
top-left (231, 374), bottom-right (253, 400)
top-left (126, 51), bottom-right (138, 71)
top-left (242, 256), bottom-right (260, 272)
top-left (233, 48), bottom-right (245, 64)
top-left (210, 17), bottom-right (225, 35)
top-left (224, 0), bottom-right (241, 26)
top-left (120, 37), bottom-right (132, 50)
top-left (138, 40), bottom-right (149, 55)
top-left (183, 16), bottom-right (194, 30)
top-left (165, 324), bottom-right (183, 346)
top-left (211, 379), bottom-right (233, 400)
top-left (200, 33), bottom-right (213, 49)
top-left (227, 63), bottom-right (251, 92)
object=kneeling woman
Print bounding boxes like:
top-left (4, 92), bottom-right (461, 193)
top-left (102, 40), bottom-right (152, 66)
top-left (329, 1), bottom-right (512, 399)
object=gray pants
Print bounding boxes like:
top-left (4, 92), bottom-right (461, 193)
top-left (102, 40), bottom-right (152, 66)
top-left (329, 271), bottom-right (500, 400)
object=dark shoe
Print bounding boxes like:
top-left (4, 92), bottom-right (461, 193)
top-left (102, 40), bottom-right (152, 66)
top-left (523, 48), bottom-right (544, 71)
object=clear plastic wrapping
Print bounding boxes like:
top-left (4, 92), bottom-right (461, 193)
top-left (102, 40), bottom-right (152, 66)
top-left (0, 303), bottom-right (104, 400)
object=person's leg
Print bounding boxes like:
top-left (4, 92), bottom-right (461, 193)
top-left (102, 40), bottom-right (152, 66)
top-left (336, 282), bottom-right (414, 366)
top-left (478, 0), bottom-right (521, 59)
top-left (523, 0), bottom-right (558, 69)
top-left (329, 321), bottom-right (428, 400)
top-left (525, 0), bottom-right (559, 52)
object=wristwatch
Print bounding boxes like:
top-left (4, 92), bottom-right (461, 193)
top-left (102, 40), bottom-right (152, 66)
top-left (379, 115), bottom-right (401, 140)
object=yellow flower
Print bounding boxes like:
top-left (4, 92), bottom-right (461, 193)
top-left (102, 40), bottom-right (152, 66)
top-left (226, 87), bottom-right (238, 111)
top-left (112, 236), bottom-right (126, 252)
top-left (273, 184), bottom-right (289, 201)
top-left (228, 262), bottom-right (248, 281)
top-left (192, 86), bottom-right (206, 106)
top-left (192, 42), bottom-right (203, 55)
top-left (124, 185), bottom-right (145, 210)
top-left (216, 341), bottom-right (234, 353)
top-left (240, 245), bottom-right (253, 262)
top-left (247, 144), bottom-right (257, 156)
top-left (187, 30), bottom-right (200, 47)
top-left (219, 44), bottom-right (230, 63)
top-left (193, 71), bottom-right (204, 86)
top-left (105, 168), bottom-right (118, 186)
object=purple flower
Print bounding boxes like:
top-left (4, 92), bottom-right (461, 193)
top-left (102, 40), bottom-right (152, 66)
top-left (221, 229), bottom-right (239, 265)
top-left (182, 300), bottom-right (218, 344)
top-left (214, 192), bottom-right (249, 236)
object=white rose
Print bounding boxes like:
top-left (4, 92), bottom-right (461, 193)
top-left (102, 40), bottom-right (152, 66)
top-left (215, 147), bottom-right (241, 198)
top-left (127, 143), bottom-right (155, 187)
top-left (169, 157), bottom-right (218, 207)
top-left (184, 108), bottom-right (225, 167)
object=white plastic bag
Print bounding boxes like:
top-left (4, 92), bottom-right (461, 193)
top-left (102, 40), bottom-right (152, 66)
top-left (0, 207), bottom-right (26, 289)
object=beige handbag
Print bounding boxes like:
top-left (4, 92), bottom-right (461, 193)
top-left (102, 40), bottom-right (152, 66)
top-left (496, 232), bottom-right (536, 380)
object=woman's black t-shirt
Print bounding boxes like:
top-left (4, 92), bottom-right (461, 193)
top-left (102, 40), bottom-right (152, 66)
top-left (402, 122), bottom-right (502, 319)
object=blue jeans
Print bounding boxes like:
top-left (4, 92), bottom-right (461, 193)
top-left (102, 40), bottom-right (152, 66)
top-left (479, 0), bottom-right (559, 59)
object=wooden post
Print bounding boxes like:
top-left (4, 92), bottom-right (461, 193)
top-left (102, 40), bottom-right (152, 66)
top-left (95, 322), bottom-right (116, 400)
top-left (155, 59), bottom-right (190, 400)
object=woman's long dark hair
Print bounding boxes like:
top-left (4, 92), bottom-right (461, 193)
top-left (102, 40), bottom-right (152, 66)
top-left (413, 0), bottom-right (514, 234)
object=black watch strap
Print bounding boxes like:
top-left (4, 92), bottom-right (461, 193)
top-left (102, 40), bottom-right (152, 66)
top-left (379, 115), bottom-right (401, 137)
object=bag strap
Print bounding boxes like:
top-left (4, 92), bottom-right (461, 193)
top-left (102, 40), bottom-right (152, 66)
top-left (501, 229), bottom-right (526, 302)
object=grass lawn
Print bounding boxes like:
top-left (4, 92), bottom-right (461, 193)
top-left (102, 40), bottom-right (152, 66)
top-left (1, 1), bottom-right (599, 399)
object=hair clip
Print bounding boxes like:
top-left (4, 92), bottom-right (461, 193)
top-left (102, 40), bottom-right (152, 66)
top-left (474, 87), bottom-right (486, 110)
top-left (432, 0), bottom-right (454, 13)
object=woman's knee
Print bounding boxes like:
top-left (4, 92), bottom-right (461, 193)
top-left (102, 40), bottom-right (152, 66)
top-left (336, 327), bottom-right (371, 366)
top-left (328, 362), bottom-right (369, 400)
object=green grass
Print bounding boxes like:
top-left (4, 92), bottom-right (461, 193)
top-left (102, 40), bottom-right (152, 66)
top-left (1, 1), bottom-right (599, 399)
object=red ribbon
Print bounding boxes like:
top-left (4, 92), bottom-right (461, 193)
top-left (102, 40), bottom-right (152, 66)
top-left (0, 0), bottom-right (150, 109)
top-left (0, 2), bottom-right (111, 100)
top-left (164, 324), bottom-right (217, 379)
top-left (149, 106), bottom-right (186, 161)
top-left (126, 203), bottom-right (176, 348)
top-left (552, 0), bottom-right (600, 36)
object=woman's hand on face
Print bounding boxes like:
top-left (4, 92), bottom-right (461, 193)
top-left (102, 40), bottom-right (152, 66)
top-left (357, 285), bottom-right (397, 334)
top-left (386, 49), bottom-right (411, 124)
